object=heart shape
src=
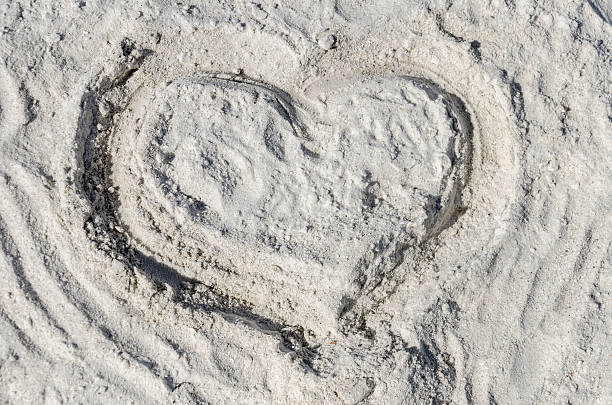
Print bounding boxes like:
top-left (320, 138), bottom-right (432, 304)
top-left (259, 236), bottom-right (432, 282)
top-left (108, 74), bottom-right (468, 336)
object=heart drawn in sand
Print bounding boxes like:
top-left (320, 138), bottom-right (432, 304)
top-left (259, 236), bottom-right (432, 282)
top-left (108, 75), bottom-right (471, 333)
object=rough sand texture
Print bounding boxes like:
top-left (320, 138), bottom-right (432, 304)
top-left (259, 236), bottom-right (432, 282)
top-left (0, 1), bottom-right (610, 404)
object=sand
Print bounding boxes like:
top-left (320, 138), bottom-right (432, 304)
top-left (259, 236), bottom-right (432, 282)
top-left (0, 1), bottom-right (610, 404)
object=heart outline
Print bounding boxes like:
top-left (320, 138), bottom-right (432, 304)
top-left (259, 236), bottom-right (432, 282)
top-left (77, 55), bottom-right (474, 374)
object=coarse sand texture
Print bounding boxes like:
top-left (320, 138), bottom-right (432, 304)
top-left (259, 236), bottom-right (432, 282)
top-left (0, 1), bottom-right (610, 404)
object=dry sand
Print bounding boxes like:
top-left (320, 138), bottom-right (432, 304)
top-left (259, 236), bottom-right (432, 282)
top-left (0, 1), bottom-right (610, 404)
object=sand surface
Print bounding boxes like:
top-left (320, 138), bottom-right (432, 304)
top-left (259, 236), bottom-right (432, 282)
top-left (0, 1), bottom-right (610, 404)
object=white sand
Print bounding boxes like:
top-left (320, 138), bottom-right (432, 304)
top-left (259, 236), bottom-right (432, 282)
top-left (0, 1), bottom-right (610, 404)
